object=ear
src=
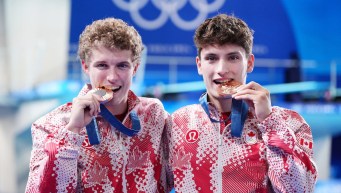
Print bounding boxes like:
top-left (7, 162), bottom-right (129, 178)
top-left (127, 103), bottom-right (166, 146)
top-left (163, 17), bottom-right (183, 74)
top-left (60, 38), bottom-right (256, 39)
top-left (133, 63), bottom-right (140, 76)
top-left (81, 60), bottom-right (89, 75)
top-left (247, 54), bottom-right (255, 73)
top-left (196, 56), bottom-right (203, 75)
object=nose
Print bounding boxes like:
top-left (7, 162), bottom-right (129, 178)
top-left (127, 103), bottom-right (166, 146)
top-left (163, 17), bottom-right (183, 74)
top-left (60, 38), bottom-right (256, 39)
top-left (107, 67), bottom-right (119, 82)
top-left (217, 59), bottom-right (229, 76)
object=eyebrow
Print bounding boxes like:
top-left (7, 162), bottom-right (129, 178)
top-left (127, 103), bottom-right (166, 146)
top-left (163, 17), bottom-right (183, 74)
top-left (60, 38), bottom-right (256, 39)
top-left (203, 51), bottom-right (240, 56)
top-left (93, 60), bottom-right (106, 64)
top-left (93, 59), bottom-right (131, 65)
top-left (226, 51), bottom-right (241, 55)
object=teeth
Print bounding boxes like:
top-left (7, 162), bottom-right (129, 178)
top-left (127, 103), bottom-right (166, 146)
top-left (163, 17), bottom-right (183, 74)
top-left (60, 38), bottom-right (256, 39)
top-left (215, 79), bottom-right (231, 84)
top-left (101, 86), bottom-right (119, 90)
top-left (112, 86), bottom-right (121, 93)
top-left (111, 86), bottom-right (120, 90)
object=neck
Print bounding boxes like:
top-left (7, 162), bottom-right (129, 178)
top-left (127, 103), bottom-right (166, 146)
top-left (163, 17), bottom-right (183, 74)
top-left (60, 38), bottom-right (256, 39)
top-left (105, 101), bottom-right (128, 115)
top-left (208, 94), bottom-right (232, 113)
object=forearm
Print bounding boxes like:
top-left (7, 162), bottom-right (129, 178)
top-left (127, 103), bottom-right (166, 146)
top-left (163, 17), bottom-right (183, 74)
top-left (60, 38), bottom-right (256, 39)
top-left (163, 114), bottom-right (174, 191)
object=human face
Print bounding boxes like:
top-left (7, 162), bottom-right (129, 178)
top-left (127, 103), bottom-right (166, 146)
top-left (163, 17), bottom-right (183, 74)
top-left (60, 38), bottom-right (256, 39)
top-left (196, 44), bottom-right (254, 102)
top-left (82, 46), bottom-right (138, 108)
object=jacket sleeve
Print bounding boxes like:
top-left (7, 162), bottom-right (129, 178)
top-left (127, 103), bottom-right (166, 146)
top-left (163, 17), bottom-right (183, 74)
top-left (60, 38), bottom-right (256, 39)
top-left (163, 113), bottom-right (174, 191)
top-left (258, 107), bottom-right (317, 193)
top-left (25, 111), bottom-right (85, 193)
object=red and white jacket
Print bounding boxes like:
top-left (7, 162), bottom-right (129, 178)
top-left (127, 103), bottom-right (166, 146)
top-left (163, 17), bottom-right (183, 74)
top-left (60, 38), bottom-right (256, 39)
top-left (170, 103), bottom-right (317, 193)
top-left (25, 85), bottom-right (172, 193)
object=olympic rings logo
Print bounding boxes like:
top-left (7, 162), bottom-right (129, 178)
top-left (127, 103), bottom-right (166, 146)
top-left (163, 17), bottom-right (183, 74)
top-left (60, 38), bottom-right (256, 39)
top-left (112, 0), bottom-right (225, 30)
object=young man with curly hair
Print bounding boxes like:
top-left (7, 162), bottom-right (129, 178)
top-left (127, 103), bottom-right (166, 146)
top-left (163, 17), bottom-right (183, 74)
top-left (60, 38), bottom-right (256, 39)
top-left (26, 18), bottom-right (172, 193)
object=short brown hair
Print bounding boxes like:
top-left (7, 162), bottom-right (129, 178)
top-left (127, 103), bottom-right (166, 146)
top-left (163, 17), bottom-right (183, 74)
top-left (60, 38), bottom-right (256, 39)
top-left (194, 14), bottom-right (254, 57)
top-left (78, 18), bottom-right (144, 64)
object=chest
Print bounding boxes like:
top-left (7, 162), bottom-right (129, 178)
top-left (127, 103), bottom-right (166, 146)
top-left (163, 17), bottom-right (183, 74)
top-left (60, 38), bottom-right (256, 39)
top-left (172, 113), bottom-right (266, 167)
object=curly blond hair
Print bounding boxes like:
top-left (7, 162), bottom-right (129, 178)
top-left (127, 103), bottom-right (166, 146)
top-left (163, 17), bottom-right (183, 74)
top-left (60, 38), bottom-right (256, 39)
top-left (78, 18), bottom-right (143, 65)
top-left (194, 14), bottom-right (254, 58)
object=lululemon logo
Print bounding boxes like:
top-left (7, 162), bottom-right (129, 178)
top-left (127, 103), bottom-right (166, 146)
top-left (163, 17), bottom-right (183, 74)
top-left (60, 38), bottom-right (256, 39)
top-left (185, 130), bottom-right (199, 143)
top-left (112, 0), bottom-right (225, 30)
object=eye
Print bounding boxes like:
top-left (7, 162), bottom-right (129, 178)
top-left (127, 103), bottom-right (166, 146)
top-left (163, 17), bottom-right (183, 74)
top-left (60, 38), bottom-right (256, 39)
top-left (228, 54), bottom-right (240, 62)
top-left (95, 63), bottom-right (108, 69)
top-left (205, 54), bottom-right (218, 62)
top-left (117, 62), bottom-right (131, 69)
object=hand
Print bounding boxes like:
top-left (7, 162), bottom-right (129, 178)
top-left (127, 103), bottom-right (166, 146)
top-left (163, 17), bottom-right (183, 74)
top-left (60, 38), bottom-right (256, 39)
top-left (232, 81), bottom-right (272, 122)
top-left (66, 91), bottom-right (102, 134)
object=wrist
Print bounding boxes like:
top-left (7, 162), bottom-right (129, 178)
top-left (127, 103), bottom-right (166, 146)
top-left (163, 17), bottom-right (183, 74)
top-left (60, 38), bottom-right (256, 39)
top-left (66, 123), bottom-right (82, 134)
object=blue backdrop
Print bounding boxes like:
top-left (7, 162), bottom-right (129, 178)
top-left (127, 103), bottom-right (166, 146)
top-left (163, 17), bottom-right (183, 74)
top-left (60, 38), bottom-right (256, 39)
top-left (68, 0), bottom-right (341, 87)
top-left (69, 0), bottom-right (296, 59)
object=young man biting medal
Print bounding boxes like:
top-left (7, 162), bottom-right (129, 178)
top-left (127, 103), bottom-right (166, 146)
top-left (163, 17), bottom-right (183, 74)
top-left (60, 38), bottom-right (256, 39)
top-left (169, 14), bottom-right (317, 193)
top-left (25, 18), bottom-right (173, 193)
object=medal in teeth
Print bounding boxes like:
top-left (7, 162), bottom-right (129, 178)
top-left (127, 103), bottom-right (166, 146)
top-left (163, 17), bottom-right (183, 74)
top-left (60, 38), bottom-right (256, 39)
top-left (218, 80), bottom-right (242, 96)
top-left (91, 86), bottom-right (113, 104)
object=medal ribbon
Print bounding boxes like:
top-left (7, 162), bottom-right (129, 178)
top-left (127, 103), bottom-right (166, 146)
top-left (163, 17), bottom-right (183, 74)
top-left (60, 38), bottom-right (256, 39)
top-left (199, 93), bottom-right (248, 137)
top-left (85, 104), bottom-right (141, 145)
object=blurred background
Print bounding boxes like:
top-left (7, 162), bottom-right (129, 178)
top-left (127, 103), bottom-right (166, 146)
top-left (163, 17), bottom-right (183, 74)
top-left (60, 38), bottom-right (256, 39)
top-left (0, 0), bottom-right (341, 192)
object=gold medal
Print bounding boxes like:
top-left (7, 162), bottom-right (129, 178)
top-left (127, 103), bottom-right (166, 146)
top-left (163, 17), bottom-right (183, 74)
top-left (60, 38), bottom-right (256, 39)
top-left (218, 80), bottom-right (242, 97)
top-left (91, 87), bottom-right (113, 104)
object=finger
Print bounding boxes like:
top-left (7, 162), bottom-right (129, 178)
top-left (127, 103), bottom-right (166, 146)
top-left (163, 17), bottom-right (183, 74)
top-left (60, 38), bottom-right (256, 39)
top-left (232, 88), bottom-right (258, 99)
top-left (242, 81), bottom-right (260, 91)
top-left (73, 97), bottom-right (97, 116)
top-left (91, 95), bottom-right (101, 115)
top-left (241, 81), bottom-right (264, 91)
top-left (90, 95), bottom-right (102, 116)
top-left (83, 92), bottom-right (101, 115)
top-left (88, 102), bottom-right (99, 117)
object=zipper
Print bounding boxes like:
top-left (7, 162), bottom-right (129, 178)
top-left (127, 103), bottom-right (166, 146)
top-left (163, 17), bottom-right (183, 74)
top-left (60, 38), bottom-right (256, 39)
top-left (120, 132), bottom-right (128, 193)
top-left (119, 107), bottom-right (134, 193)
top-left (216, 122), bottom-right (223, 193)
top-left (217, 122), bottom-right (231, 193)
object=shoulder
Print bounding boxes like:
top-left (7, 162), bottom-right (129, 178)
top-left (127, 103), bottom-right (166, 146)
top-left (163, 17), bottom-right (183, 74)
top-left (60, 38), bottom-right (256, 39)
top-left (271, 106), bottom-right (307, 123)
top-left (138, 96), bottom-right (162, 105)
top-left (136, 97), bottom-right (170, 118)
top-left (138, 97), bottom-right (164, 109)
top-left (33, 103), bottom-right (72, 131)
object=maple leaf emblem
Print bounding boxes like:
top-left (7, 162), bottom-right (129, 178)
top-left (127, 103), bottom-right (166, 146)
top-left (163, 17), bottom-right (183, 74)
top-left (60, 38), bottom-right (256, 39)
top-left (127, 147), bottom-right (150, 174)
top-left (248, 131), bottom-right (256, 137)
top-left (86, 161), bottom-right (108, 187)
top-left (172, 147), bottom-right (192, 170)
top-left (244, 129), bottom-right (258, 145)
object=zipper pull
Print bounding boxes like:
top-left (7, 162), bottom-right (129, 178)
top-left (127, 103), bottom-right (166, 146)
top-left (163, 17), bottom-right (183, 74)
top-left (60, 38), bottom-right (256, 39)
top-left (118, 133), bottom-right (123, 151)
top-left (219, 135), bottom-right (223, 146)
